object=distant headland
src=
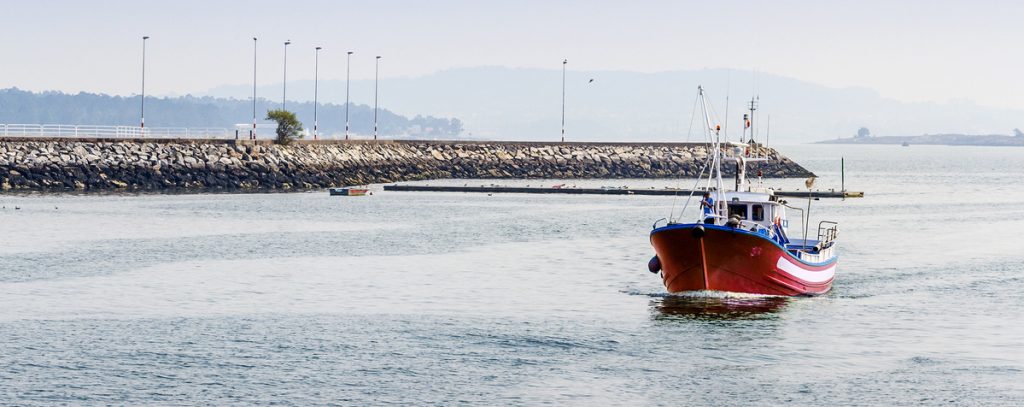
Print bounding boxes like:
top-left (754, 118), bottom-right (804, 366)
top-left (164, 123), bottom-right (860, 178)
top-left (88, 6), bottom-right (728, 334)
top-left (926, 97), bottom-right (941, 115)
top-left (819, 128), bottom-right (1024, 147)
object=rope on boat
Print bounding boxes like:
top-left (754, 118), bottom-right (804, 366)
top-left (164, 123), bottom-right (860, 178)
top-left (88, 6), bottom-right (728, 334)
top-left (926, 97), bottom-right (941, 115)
top-left (672, 154), bottom-right (711, 223)
top-left (668, 93), bottom-right (716, 224)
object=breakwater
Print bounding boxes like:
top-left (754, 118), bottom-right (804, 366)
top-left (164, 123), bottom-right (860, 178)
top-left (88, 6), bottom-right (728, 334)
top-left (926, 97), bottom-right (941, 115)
top-left (0, 138), bottom-right (813, 192)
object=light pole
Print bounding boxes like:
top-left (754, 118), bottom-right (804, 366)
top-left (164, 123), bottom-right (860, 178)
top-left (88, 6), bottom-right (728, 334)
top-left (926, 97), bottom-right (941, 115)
top-left (345, 51), bottom-right (353, 140)
top-left (313, 46), bottom-right (322, 140)
top-left (140, 36), bottom-right (149, 134)
top-left (282, 40), bottom-right (291, 110)
top-left (252, 37), bottom-right (258, 140)
top-left (374, 55), bottom-right (381, 140)
top-left (561, 58), bottom-right (567, 143)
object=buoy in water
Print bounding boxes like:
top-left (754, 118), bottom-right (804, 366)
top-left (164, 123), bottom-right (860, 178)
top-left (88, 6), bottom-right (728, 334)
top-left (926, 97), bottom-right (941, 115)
top-left (648, 255), bottom-right (662, 273)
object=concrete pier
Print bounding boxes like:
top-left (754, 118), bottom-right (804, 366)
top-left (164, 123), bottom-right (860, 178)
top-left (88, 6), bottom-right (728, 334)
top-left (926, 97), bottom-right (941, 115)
top-left (383, 184), bottom-right (862, 198)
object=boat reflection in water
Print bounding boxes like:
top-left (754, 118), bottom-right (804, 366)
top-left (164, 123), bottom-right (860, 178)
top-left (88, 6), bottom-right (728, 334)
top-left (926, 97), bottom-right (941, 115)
top-left (650, 293), bottom-right (791, 321)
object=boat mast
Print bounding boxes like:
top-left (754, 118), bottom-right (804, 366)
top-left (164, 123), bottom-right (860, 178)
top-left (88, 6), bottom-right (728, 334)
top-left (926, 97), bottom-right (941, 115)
top-left (734, 96), bottom-right (757, 190)
top-left (748, 96), bottom-right (758, 144)
top-left (697, 86), bottom-right (725, 218)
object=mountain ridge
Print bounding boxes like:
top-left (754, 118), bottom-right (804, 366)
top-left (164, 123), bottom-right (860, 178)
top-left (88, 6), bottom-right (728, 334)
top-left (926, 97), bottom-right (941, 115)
top-left (201, 66), bottom-right (1024, 143)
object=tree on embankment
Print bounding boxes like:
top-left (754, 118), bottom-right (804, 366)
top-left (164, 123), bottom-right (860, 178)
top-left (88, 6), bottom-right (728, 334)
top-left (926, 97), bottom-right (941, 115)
top-left (266, 109), bottom-right (303, 145)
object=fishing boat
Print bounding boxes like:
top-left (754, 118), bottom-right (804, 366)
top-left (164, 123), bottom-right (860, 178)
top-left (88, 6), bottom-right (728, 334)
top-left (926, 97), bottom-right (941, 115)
top-left (329, 187), bottom-right (370, 196)
top-left (647, 87), bottom-right (839, 296)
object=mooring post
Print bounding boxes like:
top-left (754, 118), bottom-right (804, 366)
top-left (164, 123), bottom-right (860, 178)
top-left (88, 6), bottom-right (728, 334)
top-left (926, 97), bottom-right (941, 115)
top-left (841, 156), bottom-right (845, 192)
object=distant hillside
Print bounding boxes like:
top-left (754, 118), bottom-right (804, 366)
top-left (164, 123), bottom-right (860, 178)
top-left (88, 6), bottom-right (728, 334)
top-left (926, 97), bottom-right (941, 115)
top-left (202, 67), bottom-right (1024, 143)
top-left (0, 88), bottom-right (463, 138)
top-left (819, 133), bottom-right (1024, 147)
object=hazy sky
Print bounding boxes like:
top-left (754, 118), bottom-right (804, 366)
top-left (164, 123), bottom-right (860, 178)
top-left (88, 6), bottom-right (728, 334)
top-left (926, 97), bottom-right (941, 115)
top-left (2, 0), bottom-right (1022, 110)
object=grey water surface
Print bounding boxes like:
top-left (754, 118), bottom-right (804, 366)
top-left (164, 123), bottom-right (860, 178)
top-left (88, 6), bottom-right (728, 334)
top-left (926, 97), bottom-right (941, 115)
top-left (1, 144), bottom-right (1021, 405)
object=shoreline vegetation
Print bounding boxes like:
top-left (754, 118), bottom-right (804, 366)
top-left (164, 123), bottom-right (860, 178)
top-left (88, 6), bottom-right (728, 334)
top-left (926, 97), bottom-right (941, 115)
top-left (819, 132), bottom-right (1024, 147)
top-left (0, 88), bottom-right (464, 139)
top-left (0, 139), bottom-right (813, 193)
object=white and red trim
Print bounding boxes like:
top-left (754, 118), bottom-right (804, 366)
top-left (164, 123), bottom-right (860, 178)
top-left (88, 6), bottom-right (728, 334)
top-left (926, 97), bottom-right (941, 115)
top-left (775, 256), bottom-right (836, 284)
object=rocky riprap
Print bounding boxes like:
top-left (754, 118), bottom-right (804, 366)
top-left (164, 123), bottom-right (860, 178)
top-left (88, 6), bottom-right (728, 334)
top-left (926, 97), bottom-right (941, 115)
top-left (0, 139), bottom-right (813, 192)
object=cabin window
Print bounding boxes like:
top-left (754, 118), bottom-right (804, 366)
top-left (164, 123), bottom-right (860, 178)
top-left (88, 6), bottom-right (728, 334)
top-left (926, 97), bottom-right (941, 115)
top-left (752, 205), bottom-right (765, 221)
top-left (728, 204), bottom-right (748, 219)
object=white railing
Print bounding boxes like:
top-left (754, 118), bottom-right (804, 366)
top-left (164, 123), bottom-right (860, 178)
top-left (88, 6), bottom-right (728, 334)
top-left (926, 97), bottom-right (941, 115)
top-left (0, 124), bottom-right (244, 139)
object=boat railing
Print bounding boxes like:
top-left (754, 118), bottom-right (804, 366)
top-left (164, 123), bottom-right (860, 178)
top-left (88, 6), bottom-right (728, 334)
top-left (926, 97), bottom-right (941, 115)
top-left (653, 218), bottom-right (668, 229)
top-left (817, 221), bottom-right (839, 244)
top-left (653, 215), bottom-right (776, 238)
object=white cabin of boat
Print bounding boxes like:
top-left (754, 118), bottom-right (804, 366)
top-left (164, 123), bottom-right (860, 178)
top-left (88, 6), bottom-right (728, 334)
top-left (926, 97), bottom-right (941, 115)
top-left (663, 85), bottom-right (839, 264)
top-left (696, 151), bottom-right (838, 263)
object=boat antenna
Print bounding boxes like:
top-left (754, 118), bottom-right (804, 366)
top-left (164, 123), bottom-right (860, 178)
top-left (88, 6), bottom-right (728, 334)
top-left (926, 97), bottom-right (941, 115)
top-left (748, 95), bottom-right (758, 144)
top-left (723, 71), bottom-right (731, 143)
top-left (724, 94), bottom-right (731, 144)
top-left (751, 70), bottom-right (761, 145)
top-left (684, 93), bottom-right (700, 142)
top-left (804, 176), bottom-right (816, 246)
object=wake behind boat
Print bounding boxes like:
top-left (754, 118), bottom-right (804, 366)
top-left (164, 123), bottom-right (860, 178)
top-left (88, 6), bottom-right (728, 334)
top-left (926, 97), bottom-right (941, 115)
top-left (648, 87), bottom-right (839, 296)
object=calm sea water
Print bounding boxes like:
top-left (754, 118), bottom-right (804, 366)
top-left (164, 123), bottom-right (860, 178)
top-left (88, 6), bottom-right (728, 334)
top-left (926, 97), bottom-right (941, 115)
top-left (1, 144), bottom-right (1022, 405)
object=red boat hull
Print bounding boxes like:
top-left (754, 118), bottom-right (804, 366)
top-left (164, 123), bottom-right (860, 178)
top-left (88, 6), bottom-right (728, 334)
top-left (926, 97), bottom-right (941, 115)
top-left (650, 224), bottom-right (836, 296)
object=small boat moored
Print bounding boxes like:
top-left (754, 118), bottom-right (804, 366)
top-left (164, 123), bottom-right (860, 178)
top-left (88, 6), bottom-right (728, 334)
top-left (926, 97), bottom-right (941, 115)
top-left (329, 187), bottom-right (370, 196)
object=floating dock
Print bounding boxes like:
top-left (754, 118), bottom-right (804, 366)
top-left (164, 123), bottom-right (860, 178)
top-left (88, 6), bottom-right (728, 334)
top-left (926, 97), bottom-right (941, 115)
top-left (383, 184), bottom-right (863, 198)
